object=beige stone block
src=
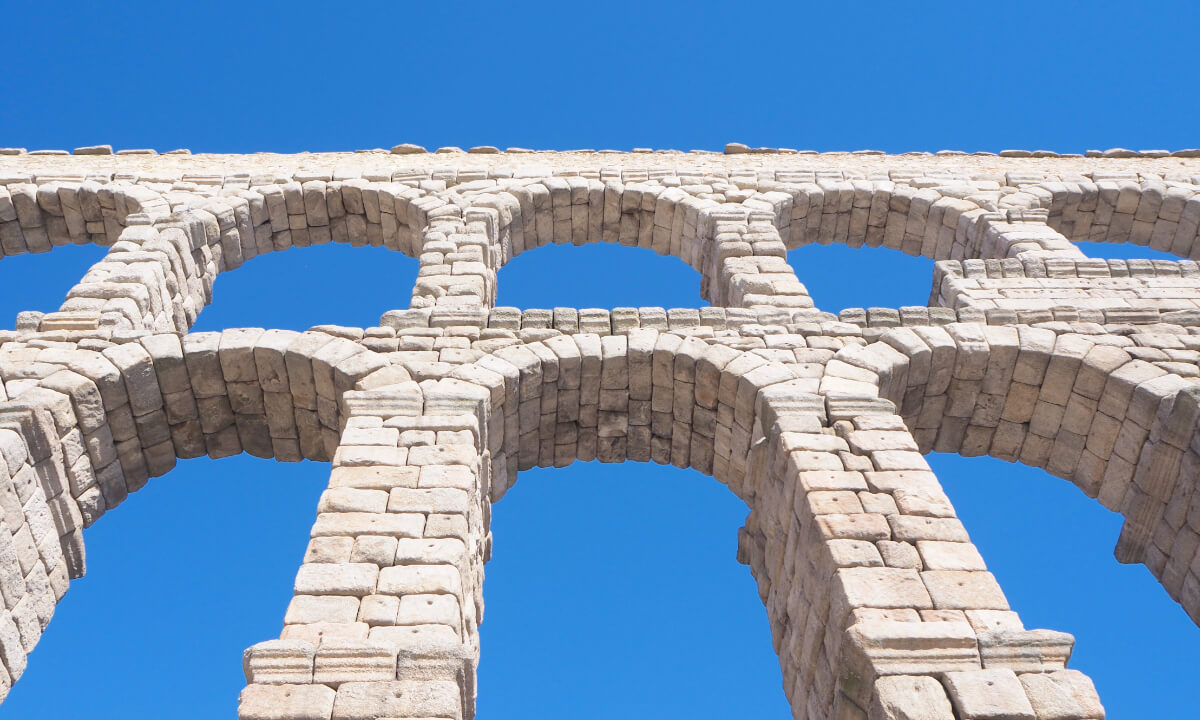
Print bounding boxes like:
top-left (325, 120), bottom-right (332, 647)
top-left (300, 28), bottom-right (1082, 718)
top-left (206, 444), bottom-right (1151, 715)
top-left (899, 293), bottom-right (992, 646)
top-left (242, 640), bottom-right (316, 685)
top-left (378, 565), bottom-right (462, 596)
top-left (394, 538), bottom-right (468, 566)
top-left (807, 490), bottom-right (866, 515)
top-left (387, 488), bottom-right (470, 514)
top-left (358, 594), bottom-right (400, 626)
top-left (921, 570), bottom-right (1009, 610)
top-left (314, 639), bottom-right (399, 684)
top-left (305, 537), bottom-right (354, 564)
top-left (351, 536), bottom-right (398, 566)
top-left (871, 450), bottom-right (930, 471)
top-left (878, 541), bottom-right (922, 570)
top-left (285, 595), bottom-right (361, 625)
top-left (827, 539), bottom-right (885, 568)
top-left (397, 594), bottom-right (461, 628)
top-left (329, 465), bottom-right (420, 490)
top-left (282, 621), bottom-right (370, 643)
top-left (294, 563), bottom-right (379, 596)
top-left (1018, 672), bottom-right (1090, 720)
top-left (406, 444), bottom-right (478, 467)
top-left (311, 512), bottom-right (425, 538)
top-left (835, 567), bottom-right (933, 610)
top-left (238, 683), bottom-right (335, 720)
top-left (870, 675), bottom-right (956, 720)
top-left (368, 623), bottom-right (461, 648)
top-left (917, 542), bottom-right (987, 571)
top-left (1045, 670), bottom-right (1105, 718)
top-left (978, 629), bottom-right (1073, 672)
top-left (319, 488), bottom-right (389, 514)
top-left (817, 513), bottom-right (891, 541)
top-left (799, 470), bottom-right (868, 491)
top-left (940, 669), bottom-right (1035, 720)
top-left (332, 680), bottom-right (461, 720)
top-left (859, 492), bottom-right (899, 515)
top-left (889, 516), bottom-right (970, 543)
top-left (846, 620), bottom-right (980, 676)
top-left (893, 488), bottom-right (956, 518)
top-left (965, 610), bottom-right (1024, 634)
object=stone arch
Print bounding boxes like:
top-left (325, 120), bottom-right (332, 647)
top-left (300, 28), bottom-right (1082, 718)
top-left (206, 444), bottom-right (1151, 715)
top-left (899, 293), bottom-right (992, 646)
top-left (0, 325), bottom-right (412, 702)
top-left (438, 333), bottom-right (844, 716)
top-left (445, 331), bottom-right (792, 496)
top-left (0, 327), bottom-right (401, 546)
top-left (452, 179), bottom-right (812, 309)
top-left (409, 331), bottom-right (1102, 719)
top-left (0, 181), bottom-right (168, 257)
top-left (766, 180), bottom-right (1091, 261)
top-left (29, 181), bottom-right (435, 334)
top-left (778, 181), bottom-right (985, 259)
top-left (827, 323), bottom-right (1200, 623)
top-left (1030, 179), bottom-right (1200, 258)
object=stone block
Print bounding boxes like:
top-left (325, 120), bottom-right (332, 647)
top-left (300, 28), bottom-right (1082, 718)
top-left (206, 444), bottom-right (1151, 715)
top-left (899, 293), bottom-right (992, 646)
top-left (243, 640), bottom-right (316, 684)
top-left (332, 680), bottom-right (462, 720)
top-left (917, 542), bottom-right (987, 571)
top-left (941, 669), bottom-right (1035, 720)
top-left (313, 640), bottom-right (399, 684)
top-left (921, 571), bottom-right (1008, 610)
top-left (870, 675), bottom-right (956, 720)
top-left (978, 629), bottom-right (1074, 672)
top-left (238, 683), bottom-right (336, 720)
top-left (835, 567), bottom-right (933, 610)
top-left (294, 563), bottom-right (379, 596)
top-left (1018, 672), bottom-right (1090, 720)
top-left (378, 565), bottom-right (462, 596)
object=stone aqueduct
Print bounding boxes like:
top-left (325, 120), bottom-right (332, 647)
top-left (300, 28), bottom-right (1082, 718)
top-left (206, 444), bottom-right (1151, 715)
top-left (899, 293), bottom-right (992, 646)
top-left (2, 146), bottom-right (1200, 718)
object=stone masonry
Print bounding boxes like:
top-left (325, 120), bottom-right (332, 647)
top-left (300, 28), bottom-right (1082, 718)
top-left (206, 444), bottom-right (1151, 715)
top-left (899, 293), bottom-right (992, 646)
top-left (6, 143), bottom-right (1200, 718)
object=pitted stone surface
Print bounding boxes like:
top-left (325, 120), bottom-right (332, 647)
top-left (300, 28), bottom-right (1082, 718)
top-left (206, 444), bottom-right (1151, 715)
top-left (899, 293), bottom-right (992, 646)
top-left (11, 147), bottom-right (1200, 718)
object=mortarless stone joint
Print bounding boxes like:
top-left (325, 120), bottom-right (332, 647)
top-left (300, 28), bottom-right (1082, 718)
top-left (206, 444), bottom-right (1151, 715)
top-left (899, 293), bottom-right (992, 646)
top-left (8, 146), bottom-right (1200, 718)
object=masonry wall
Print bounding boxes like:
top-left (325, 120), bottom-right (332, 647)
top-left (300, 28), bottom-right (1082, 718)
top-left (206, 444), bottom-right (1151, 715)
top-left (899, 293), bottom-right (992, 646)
top-left (3, 147), bottom-right (1197, 719)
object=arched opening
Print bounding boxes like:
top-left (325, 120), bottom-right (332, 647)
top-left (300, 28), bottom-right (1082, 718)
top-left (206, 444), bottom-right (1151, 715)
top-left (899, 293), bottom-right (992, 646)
top-left (0, 453), bottom-right (326, 717)
top-left (480, 460), bottom-right (790, 719)
top-left (928, 451), bottom-right (1200, 717)
top-left (192, 244), bottom-right (419, 332)
top-left (785, 243), bottom-right (934, 312)
top-left (1044, 182), bottom-right (1200, 261)
top-left (0, 244), bottom-right (107, 328)
top-left (830, 327), bottom-right (1200, 715)
top-left (497, 243), bottom-right (706, 309)
top-left (1072, 240), bottom-right (1178, 261)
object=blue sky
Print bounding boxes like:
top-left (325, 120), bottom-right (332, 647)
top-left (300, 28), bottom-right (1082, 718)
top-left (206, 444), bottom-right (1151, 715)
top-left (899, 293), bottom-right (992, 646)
top-left (3, 1), bottom-right (1200, 718)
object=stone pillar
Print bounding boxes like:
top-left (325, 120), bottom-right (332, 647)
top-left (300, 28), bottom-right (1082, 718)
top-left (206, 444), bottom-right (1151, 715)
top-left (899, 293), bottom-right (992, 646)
top-left (703, 207), bottom-right (813, 309)
top-left (738, 387), bottom-right (1105, 720)
top-left (411, 206), bottom-right (497, 311)
top-left (239, 378), bottom-right (489, 720)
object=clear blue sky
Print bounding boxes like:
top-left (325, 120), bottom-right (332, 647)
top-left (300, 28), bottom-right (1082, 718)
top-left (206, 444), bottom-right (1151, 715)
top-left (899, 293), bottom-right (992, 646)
top-left (2, 2), bottom-right (1200, 718)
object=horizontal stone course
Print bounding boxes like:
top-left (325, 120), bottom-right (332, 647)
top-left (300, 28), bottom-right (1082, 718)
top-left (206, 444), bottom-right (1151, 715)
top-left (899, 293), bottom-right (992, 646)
top-left (5, 150), bottom-right (1189, 720)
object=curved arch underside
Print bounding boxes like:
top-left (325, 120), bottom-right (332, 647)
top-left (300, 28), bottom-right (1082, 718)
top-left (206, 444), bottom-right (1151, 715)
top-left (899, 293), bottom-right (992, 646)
top-left (3, 152), bottom-right (1200, 719)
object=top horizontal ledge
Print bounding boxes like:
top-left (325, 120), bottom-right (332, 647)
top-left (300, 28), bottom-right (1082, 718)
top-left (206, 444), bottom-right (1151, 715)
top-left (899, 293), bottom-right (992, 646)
top-left (3, 145), bottom-right (1199, 160)
top-left (5, 148), bottom-right (1200, 188)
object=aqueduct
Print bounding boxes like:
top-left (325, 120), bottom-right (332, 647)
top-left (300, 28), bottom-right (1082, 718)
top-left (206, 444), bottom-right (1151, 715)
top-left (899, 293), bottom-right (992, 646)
top-left (3, 145), bottom-right (1200, 718)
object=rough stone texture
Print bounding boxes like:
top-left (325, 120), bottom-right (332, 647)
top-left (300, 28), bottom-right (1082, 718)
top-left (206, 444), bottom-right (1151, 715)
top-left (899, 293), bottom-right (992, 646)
top-left (15, 146), bottom-right (1200, 718)
top-left (870, 675), bottom-right (955, 720)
